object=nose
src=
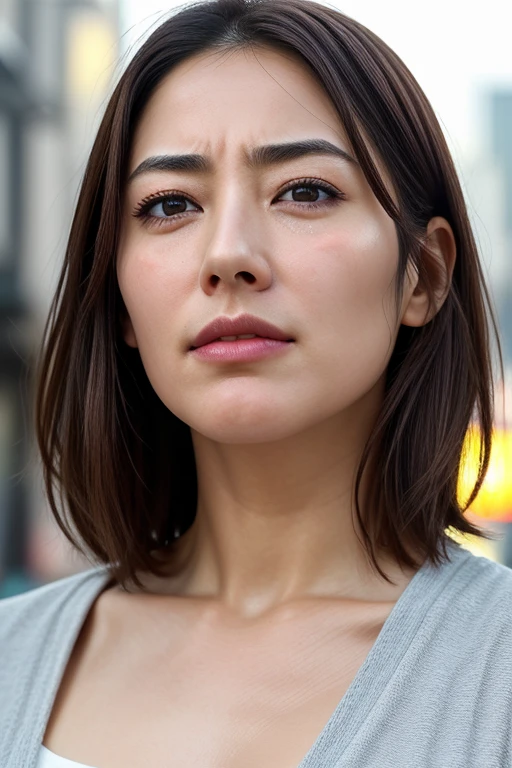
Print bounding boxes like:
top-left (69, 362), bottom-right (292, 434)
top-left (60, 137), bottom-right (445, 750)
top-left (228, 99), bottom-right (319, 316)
top-left (198, 190), bottom-right (273, 296)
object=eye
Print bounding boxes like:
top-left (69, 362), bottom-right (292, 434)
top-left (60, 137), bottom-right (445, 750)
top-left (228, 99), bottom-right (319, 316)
top-left (280, 184), bottom-right (331, 203)
top-left (138, 194), bottom-right (198, 219)
top-left (274, 178), bottom-right (345, 208)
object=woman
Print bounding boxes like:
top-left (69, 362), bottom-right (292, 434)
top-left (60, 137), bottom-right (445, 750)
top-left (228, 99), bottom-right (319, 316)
top-left (1, 0), bottom-right (511, 765)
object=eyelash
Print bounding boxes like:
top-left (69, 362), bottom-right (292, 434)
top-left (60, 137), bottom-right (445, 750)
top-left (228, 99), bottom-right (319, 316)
top-left (132, 177), bottom-right (346, 229)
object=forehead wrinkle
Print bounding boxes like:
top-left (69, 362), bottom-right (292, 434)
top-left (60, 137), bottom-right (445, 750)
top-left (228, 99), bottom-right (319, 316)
top-left (128, 137), bottom-right (359, 183)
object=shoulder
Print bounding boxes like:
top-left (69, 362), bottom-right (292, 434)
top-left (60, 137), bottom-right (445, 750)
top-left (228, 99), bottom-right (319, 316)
top-left (398, 540), bottom-right (512, 661)
top-left (0, 567), bottom-right (112, 738)
top-left (0, 567), bottom-right (112, 757)
top-left (452, 544), bottom-right (512, 605)
top-left (425, 542), bottom-right (512, 648)
top-left (0, 566), bottom-right (113, 656)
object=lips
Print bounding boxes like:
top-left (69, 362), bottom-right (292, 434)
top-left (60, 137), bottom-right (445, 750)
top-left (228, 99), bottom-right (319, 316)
top-left (190, 313), bottom-right (294, 349)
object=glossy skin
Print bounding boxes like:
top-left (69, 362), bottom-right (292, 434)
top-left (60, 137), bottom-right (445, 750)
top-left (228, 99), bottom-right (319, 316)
top-left (43, 45), bottom-right (456, 766)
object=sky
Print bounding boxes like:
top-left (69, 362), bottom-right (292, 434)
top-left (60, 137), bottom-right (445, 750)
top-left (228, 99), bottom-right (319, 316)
top-left (119, 0), bottom-right (512, 168)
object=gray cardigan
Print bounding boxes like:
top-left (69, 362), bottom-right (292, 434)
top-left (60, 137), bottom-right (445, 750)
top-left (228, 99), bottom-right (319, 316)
top-left (1, 539), bottom-right (512, 767)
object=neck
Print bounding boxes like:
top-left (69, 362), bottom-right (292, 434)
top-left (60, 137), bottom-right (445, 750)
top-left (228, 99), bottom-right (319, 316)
top-left (140, 398), bottom-right (419, 618)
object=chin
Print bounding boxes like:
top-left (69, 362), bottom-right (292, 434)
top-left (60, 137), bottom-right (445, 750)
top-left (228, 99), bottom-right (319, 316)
top-left (165, 393), bottom-right (315, 444)
top-left (160, 381), bottom-right (295, 441)
top-left (186, 410), bottom-right (301, 445)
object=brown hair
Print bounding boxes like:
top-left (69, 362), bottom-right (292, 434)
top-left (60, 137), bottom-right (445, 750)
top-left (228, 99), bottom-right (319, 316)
top-left (35, 0), bottom-right (502, 588)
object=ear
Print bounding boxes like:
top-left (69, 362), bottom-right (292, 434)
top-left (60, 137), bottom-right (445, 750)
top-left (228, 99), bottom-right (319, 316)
top-left (401, 216), bottom-right (457, 328)
top-left (119, 307), bottom-right (138, 348)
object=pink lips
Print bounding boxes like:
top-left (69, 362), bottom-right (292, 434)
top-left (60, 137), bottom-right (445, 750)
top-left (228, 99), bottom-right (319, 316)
top-left (189, 313), bottom-right (294, 363)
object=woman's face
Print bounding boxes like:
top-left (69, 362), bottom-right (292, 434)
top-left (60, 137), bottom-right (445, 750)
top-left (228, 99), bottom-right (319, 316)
top-left (117, 46), bottom-right (415, 444)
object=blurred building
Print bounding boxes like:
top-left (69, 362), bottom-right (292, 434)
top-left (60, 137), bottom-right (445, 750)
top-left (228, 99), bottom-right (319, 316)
top-left (0, 0), bottom-right (119, 596)
top-left (461, 86), bottom-right (512, 564)
top-left (487, 89), bottom-right (512, 564)
top-left (488, 90), bottom-right (512, 369)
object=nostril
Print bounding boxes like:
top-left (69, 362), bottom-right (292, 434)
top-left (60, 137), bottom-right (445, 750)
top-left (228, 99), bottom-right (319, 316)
top-left (237, 271), bottom-right (256, 284)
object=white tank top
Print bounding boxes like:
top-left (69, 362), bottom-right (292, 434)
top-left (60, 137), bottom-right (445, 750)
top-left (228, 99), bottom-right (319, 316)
top-left (36, 745), bottom-right (97, 767)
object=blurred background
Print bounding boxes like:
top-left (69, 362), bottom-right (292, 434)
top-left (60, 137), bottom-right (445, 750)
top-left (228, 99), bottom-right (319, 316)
top-left (0, 0), bottom-right (511, 597)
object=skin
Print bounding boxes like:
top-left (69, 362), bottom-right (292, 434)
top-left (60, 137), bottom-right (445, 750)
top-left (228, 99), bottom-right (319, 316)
top-left (43, 45), bottom-right (457, 767)
top-left (117, 45), bottom-right (456, 614)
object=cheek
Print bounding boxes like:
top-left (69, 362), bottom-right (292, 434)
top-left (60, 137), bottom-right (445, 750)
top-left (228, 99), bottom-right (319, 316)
top-left (117, 243), bottom-right (194, 342)
top-left (291, 223), bottom-right (400, 393)
top-left (297, 224), bottom-right (398, 323)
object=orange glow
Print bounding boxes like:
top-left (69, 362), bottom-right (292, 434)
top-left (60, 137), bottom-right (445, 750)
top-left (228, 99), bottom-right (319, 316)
top-left (458, 427), bottom-right (512, 521)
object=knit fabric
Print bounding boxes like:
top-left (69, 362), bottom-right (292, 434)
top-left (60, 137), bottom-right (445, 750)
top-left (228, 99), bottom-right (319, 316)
top-left (1, 538), bottom-right (511, 767)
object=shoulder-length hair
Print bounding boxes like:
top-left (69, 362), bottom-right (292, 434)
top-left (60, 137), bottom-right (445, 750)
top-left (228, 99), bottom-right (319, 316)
top-left (35, 0), bottom-right (502, 588)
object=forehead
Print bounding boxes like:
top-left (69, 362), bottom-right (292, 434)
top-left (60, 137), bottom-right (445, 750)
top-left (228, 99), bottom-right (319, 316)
top-left (128, 44), bottom-right (397, 207)
top-left (130, 45), bottom-right (353, 164)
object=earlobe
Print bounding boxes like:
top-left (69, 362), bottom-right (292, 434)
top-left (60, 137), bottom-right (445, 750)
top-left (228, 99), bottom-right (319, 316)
top-left (400, 216), bottom-right (456, 328)
top-left (120, 311), bottom-right (138, 348)
top-left (400, 259), bottom-right (431, 328)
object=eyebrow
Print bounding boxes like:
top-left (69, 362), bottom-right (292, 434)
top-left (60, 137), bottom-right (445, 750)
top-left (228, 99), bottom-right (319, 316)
top-left (127, 139), bottom-right (358, 183)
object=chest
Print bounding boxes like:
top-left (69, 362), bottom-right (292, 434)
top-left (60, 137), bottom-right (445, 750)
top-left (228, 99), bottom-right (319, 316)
top-left (43, 597), bottom-right (390, 768)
